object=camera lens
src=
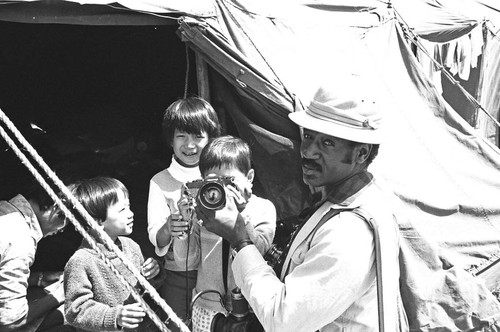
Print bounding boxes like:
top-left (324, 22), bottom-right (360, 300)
top-left (198, 182), bottom-right (226, 210)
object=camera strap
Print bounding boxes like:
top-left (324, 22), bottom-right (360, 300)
top-left (284, 206), bottom-right (385, 332)
top-left (222, 238), bottom-right (230, 294)
top-left (349, 207), bottom-right (385, 332)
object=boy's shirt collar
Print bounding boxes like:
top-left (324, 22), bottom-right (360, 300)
top-left (168, 155), bottom-right (202, 182)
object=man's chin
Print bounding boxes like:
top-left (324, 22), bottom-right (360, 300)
top-left (302, 174), bottom-right (323, 188)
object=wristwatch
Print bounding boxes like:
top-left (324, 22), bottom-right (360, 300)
top-left (233, 239), bottom-right (254, 253)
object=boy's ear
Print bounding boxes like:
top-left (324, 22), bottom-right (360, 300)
top-left (246, 169), bottom-right (255, 184)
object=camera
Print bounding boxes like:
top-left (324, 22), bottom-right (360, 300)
top-left (210, 288), bottom-right (263, 332)
top-left (184, 176), bottom-right (236, 211)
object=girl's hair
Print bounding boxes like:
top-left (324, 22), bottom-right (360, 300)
top-left (199, 136), bottom-right (252, 176)
top-left (68, 177), bottom-right (128, 222)
top-left (162, 96), bottom-right (221, 145)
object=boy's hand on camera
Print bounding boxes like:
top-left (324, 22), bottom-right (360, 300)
top-left (117, 303), bottom-right (145, 329)
top-left (141, 257), bottom-right (160, 279)
top-left (226, 184), bottom-right (247, 212)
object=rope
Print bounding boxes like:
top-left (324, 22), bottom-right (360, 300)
top-left (392, 7), bottom-right (500, 130)
top-left (0, 109), bottom-right (191, 332)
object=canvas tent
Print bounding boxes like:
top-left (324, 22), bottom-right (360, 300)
top-left (391, 0), bottom-right (500, 147)
top-left (1, 0), bottom-right (500, 330)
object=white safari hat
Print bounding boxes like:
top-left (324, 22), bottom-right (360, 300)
top-left (289, 73), bottom-right (383, 144)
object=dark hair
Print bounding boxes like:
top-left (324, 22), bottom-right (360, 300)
top-left (162, 97), bottom-right (221, 146)
top-left (68, 177), bottom-right (128, 222)
top-left (199, 136), bottom-right (252, 176)
top-left (22, 180), bottom-right (54, 211)
top-left (365, 144), bottom-right (379, 166)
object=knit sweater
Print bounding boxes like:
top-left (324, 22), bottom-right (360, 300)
top-left (64, 236), bottom-right (157, 332)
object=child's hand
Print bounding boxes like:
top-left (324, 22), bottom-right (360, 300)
top-left (226, 184), bottom-right (248, 212)
top-left (117, 303), bottom-right (146, 329)
top-left (141, 257), bottom-right (160, 279)
top-left (178, 195), bottom-right (196, 222)
top-left (171, 214), bottom-right (192, 240)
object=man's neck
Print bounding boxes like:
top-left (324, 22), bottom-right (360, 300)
top-left (323, 171), bottom-right (373, 204)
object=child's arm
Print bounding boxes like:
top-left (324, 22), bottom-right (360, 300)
top-left (147, 181), bottom-right (173, 256)
top-left (244, 199), bottom-right (277, 255)
top-left (141, 257), bottom-right (160, 280)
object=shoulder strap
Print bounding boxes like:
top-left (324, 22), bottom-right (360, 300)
top-left (349, 207), bottom-right (385, 332)
top-left (222, 238), bottom-right (230, 294)
top-left (308, 207), bottom-right (384, 332)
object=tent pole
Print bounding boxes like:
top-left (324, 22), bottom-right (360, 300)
top-left (196, 52), bottom-right (210, 102)
top-left (195, 51), bottom-right (227, 132)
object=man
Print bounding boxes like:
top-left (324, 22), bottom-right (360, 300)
top-left (197, 73), bottom-right (408, 331)
top-left (0, 183), bottom-right (72, 332)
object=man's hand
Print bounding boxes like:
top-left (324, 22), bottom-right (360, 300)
top-left (196, 187), bottom-right (250, 247)
top-left (117, 303), bottom-right (145, 330)
top-left (141, 258), bottom-right (160, 280)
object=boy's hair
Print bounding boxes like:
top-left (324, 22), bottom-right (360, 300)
top-left (162, 96), bottom-right (221, 145)
top-left (22, 180), bottom-right (54, 212)
top-left (199, 136), bottom-right (252, 176)
top-left (68, 177), bottom-right (128, 222)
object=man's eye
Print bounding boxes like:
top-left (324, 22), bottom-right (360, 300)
top-left (323, 140), bottom-right (334, 147)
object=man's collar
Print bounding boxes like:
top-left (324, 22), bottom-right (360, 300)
top-left (324, 171), bottom-right (373, 206)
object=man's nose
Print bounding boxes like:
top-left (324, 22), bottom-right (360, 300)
top-left (301, 140), bottom-right (318, 158)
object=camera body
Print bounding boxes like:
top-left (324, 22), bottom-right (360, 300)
top-left (184, 175), bottom-right (236, 211)
top-left (210, 288), bottom-right (263, 332)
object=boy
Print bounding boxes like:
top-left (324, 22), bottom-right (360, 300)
top-left (173, 135), bottom-right (276, 332)
top-left (147, 96), bottom-right (221, 326)
top-left (64, 177), bottom-right (162, 331)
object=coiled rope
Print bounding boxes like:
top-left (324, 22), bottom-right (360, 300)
top-left (0, 108), bottom-right (191, 332)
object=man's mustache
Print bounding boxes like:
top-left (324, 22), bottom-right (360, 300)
top-left (301, 158), bottom-right (321, 171)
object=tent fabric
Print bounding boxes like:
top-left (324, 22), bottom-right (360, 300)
top-left (1, 0), bottom-right (500, 330)
top-left (391, 0), bottom-right (479, 42)
top-left (476, 30), bottom-right (500, 146)
top-left (391, 0), bottom-right (500, 145)
top-left (178, 1), bottom-right (500, 329)
top-left (0, 1), bottom-right (181, 25)
top-left (180, 0), bottom-right (500, 272)
top-left (178, 0), bottom-right (391, 218)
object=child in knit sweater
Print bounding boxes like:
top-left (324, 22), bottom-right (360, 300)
top-left (173, 135), bottom-right (276, 332)
top-left (147, 96), bottom-right (221, 328)
top-left (64, 177), bottom-right (162, 331)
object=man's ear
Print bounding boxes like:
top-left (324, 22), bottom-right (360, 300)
top-left (246, 169), bottom-right (255, 184)
top-left (356, 144), bottom-right (372, 164)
